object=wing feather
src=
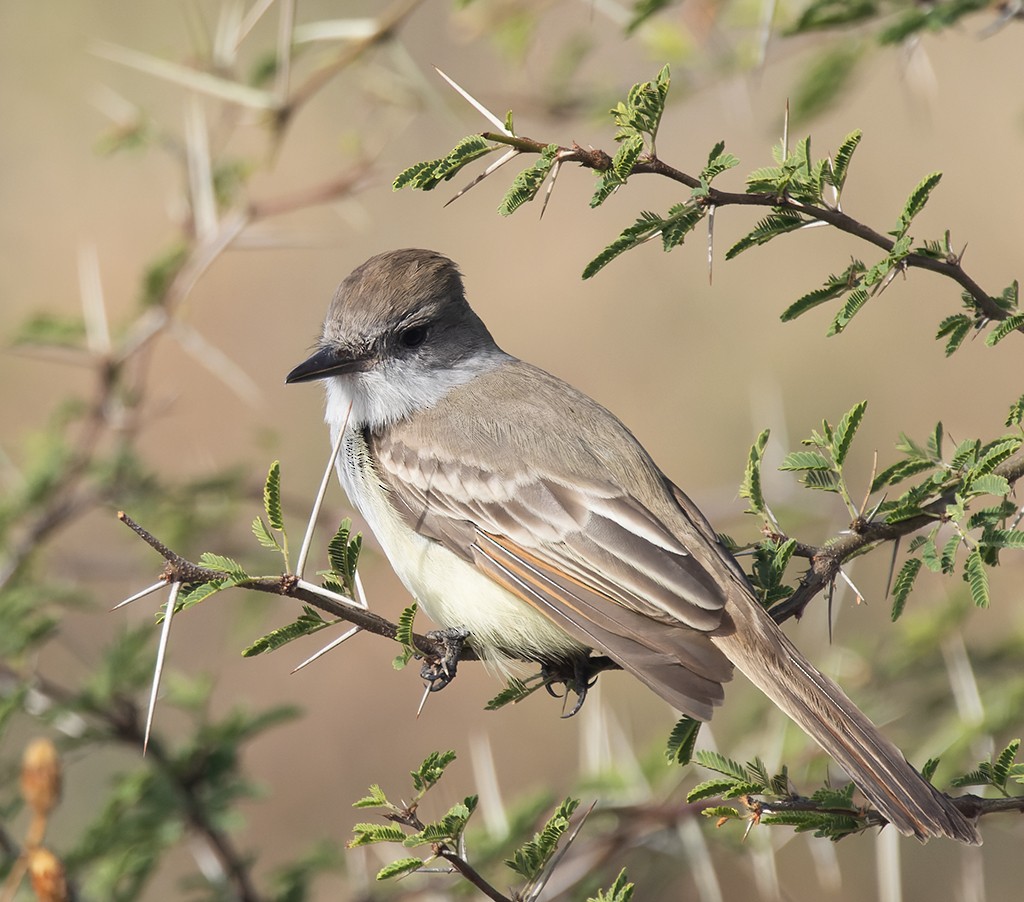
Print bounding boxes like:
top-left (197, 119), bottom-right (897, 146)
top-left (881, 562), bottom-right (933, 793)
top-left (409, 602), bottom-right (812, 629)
top-left (371, 429), bottom-right (735, 718)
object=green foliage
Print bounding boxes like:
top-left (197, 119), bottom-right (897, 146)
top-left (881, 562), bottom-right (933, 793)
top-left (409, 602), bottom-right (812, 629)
top-left (739, 428), bottom-right (771, 516)
top-left (141, 242), bottom-right (188, 306)
top-left (242, 605), bottom-right (328, 657)
top-left (323, 518), bottom-right (361, 598)
top-left (583, 203), bottom-right (706, 278)
top-left (393, 134), bottom-right (497, 191)
top-left (791, 41), bottom-right (864, 123)
top-left (392, 602), bottom-right (418, 669)
top-left (505, 797), bottom-right (580, 879)
top-left (589, 868), bottom-right (635, 902)
top-left (665, 715), bottom-right (701, 765)
top-left (412, 750), bottom-right (458, 795)
top-left (894, 172), bottom-right (942, 238)
top-left (748, 538), bottom-right (797, 607)
top-left (485, 673), bottom-right (548, 709)
top-left (13, 311), bottom-right (87, 348)
top-left (685, 751), bottom-right (881, 839)
top-left (264, 460), bottom-right (285, 531)
top-left (890, 557), bottom-right (922, 621)
top-left (499, 144), bottom-right (559, 215)
top-left (952, 738), bottom-right (1023, 795)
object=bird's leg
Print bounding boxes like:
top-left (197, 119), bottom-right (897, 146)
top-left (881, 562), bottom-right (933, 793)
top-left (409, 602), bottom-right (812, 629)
top-left (420, 627), bottom-right (471, 692)
top-left (541, 654), bottom-right (601, 718)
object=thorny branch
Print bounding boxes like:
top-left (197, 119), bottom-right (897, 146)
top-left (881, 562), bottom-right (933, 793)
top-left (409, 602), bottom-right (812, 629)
top-left (478, 132), bottom-right (1018, 330)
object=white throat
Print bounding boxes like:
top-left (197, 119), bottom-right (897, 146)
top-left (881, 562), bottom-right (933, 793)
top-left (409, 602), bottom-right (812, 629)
top-left (323, 348), bottom-right (509, 433)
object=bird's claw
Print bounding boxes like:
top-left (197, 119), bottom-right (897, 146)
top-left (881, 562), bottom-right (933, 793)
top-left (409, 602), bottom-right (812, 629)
top-left (541, 656), bottom-right (600, 718)
top-left (419, 627), bottom-right (471, 693)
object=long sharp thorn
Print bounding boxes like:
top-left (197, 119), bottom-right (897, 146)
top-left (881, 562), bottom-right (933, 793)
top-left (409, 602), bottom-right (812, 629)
top-left (145, 581), bottom-right (181, 755)
top-left (296, 403), bottom-right (349, 578)
top-left (434, 66), bottom-right (509, 134)
top-left (539, 157), bottom-right (562, 220)
top-left (112, 580), bottom-right (168, 611)
top-left (292, 626), bottom-right (361, 673)
top-left (416, 683), bottom-right (432, 719)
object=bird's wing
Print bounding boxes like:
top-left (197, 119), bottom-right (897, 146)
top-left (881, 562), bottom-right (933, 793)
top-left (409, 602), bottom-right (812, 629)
top-left (369, 429), bottom-right (734, 719)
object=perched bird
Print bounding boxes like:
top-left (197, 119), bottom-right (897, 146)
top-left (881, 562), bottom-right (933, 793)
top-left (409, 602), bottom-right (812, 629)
top-left (287, 248), bottom-right (980, 844)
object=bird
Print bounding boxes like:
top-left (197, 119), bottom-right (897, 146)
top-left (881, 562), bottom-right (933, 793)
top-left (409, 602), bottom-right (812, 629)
top-left (286, 248), bottom-right (980, 844)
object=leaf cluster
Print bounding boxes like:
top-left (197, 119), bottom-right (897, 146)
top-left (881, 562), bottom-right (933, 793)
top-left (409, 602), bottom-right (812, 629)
top-left (951, 739), bottom-right (1024, 796)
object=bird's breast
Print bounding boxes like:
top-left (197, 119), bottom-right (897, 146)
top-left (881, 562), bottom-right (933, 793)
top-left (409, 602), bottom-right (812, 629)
top-left (333, 427), bottom-right (585, 669)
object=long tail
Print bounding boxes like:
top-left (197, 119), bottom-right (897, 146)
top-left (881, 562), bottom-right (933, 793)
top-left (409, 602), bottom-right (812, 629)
top-left (710, 592), bottom-right (981, 844)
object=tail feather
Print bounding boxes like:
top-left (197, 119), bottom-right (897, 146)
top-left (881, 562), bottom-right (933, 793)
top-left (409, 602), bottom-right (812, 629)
top-left (710, 594), bottom-right (981, 844)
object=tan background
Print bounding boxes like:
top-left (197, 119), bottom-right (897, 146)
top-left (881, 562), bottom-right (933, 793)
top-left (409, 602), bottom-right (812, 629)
top-left (2, 1), bottom-right (1022, 899)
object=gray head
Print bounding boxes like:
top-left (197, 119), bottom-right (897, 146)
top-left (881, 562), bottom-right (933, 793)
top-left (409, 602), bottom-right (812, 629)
top-left (287, 249), bottom-right (507, 429)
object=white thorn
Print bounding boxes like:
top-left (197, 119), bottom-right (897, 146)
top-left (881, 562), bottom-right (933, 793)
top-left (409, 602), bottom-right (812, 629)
top-left (112, 580), bottom-right (168, 611)
top-left (434, 67), bottom-right (510, 135)
top-left (291, 626), bottom-right (361, 672)
top-left (144, 581), bottom-right (181, 755)
top-left (296, 416), bottom-right (348, 578)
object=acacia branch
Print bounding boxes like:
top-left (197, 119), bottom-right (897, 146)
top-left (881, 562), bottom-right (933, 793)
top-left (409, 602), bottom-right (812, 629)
top-left (770, 451), bottom-right (1024, 623)
top-left (478, 133), bottom-right (1015, 327)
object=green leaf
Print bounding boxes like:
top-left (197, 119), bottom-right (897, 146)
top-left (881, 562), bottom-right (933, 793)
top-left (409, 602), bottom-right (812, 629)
top-left (659, 202), bottom-right (706, 251)
top-left (485, 675), bottom-right (546, 709)
top-left (832, 400), bottom-right (867, 466)
top-left (687, 778), bottom-right (743, 803)
top-left (197, 552), bottom-right (249, 581)
top-left (780, 264), bottom-right (863, 322)
top-left (792, 42), bottom-right (863, 124)
top-left (242, 606), bottom-right (328, 657)
top-left (251, 516), bottom-right (280, 551)
top-left (326, 519), bottom-right (361, 597)
top-left (505, 797), bottom-right (580, 880)
top-left (498, 145), bottom-right (559, 216)
top-left (264, 460), bottom-right (284, 531)
top-left (393, 135), bottom-right (496, 191)
top-left (993, 739), bottom-right (1020, 787)
top-left (936, 313), bottom-right (973, 356)
top-left (694, 750), bottom-right (748, 781)
top-left (609, 64), bottom-right (670, 143)
top-left (826, 129), bottom-right (862, 192)
top-left (375, 857), bottom-right (424, 881)
top-left (967, 474), bottom-right (1010, 497)
top-left (588, 868), bottom-right (635, 902)
top-left (894, 171), bottom-right (942, 237)
top-left (890, 558), bottom-right (922, 621)
top-left (700, 806), bottom-right (741, 819)
top-left (583, 211), bottom-right (667, 279)
top-left (666, 716), bottom-right (701, 765)
top-left (13, 312), bottom-right (87, 348)
top-left (1006, 394), bottom-right (1024, 427)
top-left (778, 450), bottom-right (833, 471)
top-left (701, 142), bottom-right (740, 182)
top-left (349, 823), bottom-right (406, 847)
top-left (963, 548), bottom-right (990, 608)
top-left (393, 603), bottom-right (418, 670)
top-left (739, 429), bottom-right (771, 515)
top-left (611, 132), bottom-right (644, 180)
top-left (411, 750), bottom-right (457, 795)
top-left (352, 784), bottom-right (390, 809)
top-left (982, 529), bottom-right (1024, 549)
top-left (985, 313), bottom-right (1024, 347)
top-left (726, 211), bottom-right (807, 259)
top-left (826, 287), bottom-right (870, 335)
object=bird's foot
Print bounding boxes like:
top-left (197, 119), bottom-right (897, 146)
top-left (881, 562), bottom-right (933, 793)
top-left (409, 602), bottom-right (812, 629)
top-left (420, 627), bottom-right (471, 693)
top-left (541, 655), bottom-right (600, 718)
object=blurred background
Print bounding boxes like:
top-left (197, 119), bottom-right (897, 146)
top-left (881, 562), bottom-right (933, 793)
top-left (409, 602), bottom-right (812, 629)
top-left (2, 1), bottom-right (1023, 900)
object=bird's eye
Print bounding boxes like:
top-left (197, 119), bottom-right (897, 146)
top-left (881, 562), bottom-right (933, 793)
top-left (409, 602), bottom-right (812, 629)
top-left (398, 325), bottom-right (428, 349)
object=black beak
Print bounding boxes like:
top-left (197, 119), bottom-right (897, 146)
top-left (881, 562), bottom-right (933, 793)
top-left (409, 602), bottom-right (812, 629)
top-left (285, 346), bottom-right (372, 384)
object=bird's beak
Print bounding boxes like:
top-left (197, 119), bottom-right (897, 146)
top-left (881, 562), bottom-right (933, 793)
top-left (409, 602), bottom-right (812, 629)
top-left (285, 346), bottom-right (372, 384)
